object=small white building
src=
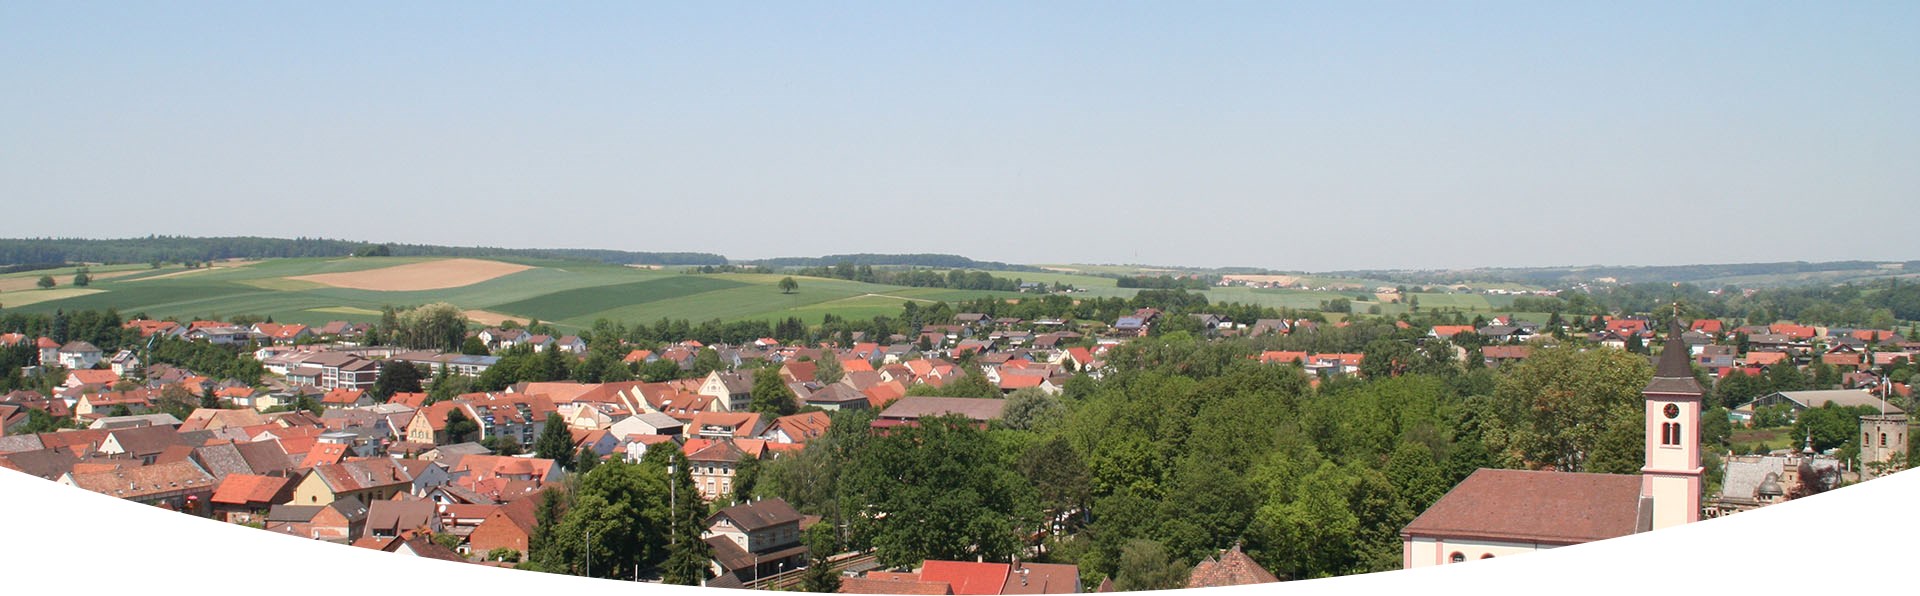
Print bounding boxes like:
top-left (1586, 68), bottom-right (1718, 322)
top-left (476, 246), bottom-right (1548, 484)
top-left (57, 341), bottom-right (103, 370)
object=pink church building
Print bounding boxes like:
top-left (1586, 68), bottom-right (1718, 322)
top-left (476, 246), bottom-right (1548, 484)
top-left (1401, 317), bottom-right (1704, 568)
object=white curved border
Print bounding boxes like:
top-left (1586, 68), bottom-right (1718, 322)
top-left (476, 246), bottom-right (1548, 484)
top-left (3, 466), bottom-right (1913, 594)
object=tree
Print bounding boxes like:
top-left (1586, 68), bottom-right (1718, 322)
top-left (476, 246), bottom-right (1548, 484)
top-left (1001, 387), bottom-right (1065, 432)
top-left (36, 275), bottom-right (54, 289)
top-left (1766, 362), bottom-right (1808, 393)
top-left (574, 445), bottom-right (600, 476)
top-left (728, 454), bottom-right (761, 505)
top-left (370, 360), bottom-right (425, 400)
top-left (485, 548), bottom-right (522, 563)
top-left (446, 408), bottom-right (479, 444)
top-left (690, 348), bottom-right (723, 377)
top-left (1114, 539), bottom-right (1188, 591)
top-left (535, 413), bottom-right (575, 463)
top-left (640, 359), bottom-right (681, 382)
top-left (779, 277), bottom-right (799, 294)
top-left (1246, 461), bottom-right (1407, 579)
top-left (750, 366), bottom-right (798, 416)
top-left (1359, 339), bottom-right (1417, 379)
top-left (1382, 441), bottom-right (1447, 515)
top-left (1793, 403), bottom-right (1867, 453)
top-left (645, 447), bottom-right (710, 585)
top-left (1020, 436), bottom-right (1090, 543)
top-left (797, 547), bottom-right (842, 593)
top-left (1479, 345), bottom-right (1653, 472)
top-left (527, 460), bottom-right (672, 578)
top-left (842, 414), bottom-right (1035, 567)
top-left (485, 435), bottom-right (524, 456)
top-left (15, 408), bottom-right (72, 435)
top-left (72, 269), bottom-right (91, 287)
top-left (155, 383), bottom-right (198, 421)
top-left (814, 356), bottom-right (844, 384)
top-left (460, 336), bottom-right (490, 356)
top-left (391, 303), bottom-right (470, 352)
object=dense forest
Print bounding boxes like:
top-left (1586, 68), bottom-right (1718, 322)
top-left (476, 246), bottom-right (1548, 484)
top-left (1501, 278), bottom-right (1920, 330)
top-left (788, 263), bottom-right (1041, 292)
top-left (1331, 260), bottom-right (1920, 287)
top-left (0, 237), bottom-right (726, 266)
top-left (743, 253), bottom-right (1043, 272)
top-left (1115, 275), bottom-right (1214, 290)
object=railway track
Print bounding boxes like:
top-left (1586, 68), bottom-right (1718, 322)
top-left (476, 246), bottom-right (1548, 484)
top-left (746, 551), bottom-right (879, 591)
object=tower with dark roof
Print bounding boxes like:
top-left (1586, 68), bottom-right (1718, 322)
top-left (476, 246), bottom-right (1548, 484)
top-left (1642, 314), bottom-right (1704, 530)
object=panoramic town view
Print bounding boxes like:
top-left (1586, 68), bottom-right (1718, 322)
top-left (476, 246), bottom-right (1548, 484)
top-left (3, 3), bottom-right (1915, 594)
top-left (1, 241), bottom-right (1916, 590)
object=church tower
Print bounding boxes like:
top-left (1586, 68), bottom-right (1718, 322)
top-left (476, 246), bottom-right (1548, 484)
top-left (1642, 315), bottom-right (1704, 529)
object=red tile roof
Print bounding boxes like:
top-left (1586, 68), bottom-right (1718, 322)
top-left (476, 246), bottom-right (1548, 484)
top-left (211, 473), bottom-right (293, 505)
top-left (920, 561), bottom-right (1011, 596)
top-left (1000, 562), bottom-right (1079, 594)
top-left (301, 443), bottom-right (349, 467)
top-left (1401, 468), bottom-right (1643, 545)
top-left (1770, 323), bottom-right (1817, 340)
top-left (1430, 325), bottom-right (1476, 338)
top-left (67, 369), bottom-right (123, 387)
top-left (1186, 545), bottom-right (1279, 587)
top-left (842, 577), bottom-right (954, 595)
top-left (321, 389), bottom-right (365, 405)
top-left (862, 381), bottom-right (907, 410)
top-left (1257, 351), bottom-right (1306, 365)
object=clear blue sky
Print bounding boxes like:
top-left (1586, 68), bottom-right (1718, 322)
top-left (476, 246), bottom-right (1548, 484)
top-left (4, 2), bottom-right (1915, 271)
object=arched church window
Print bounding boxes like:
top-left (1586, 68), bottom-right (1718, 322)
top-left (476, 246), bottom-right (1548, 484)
top-left (1450, 552), bottom-right (1465, 563)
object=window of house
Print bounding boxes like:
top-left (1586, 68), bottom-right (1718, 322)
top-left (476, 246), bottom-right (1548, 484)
top-left (1450, 552), bottom-right (1465, 563)
top-left (1882, 433), bottom-right (1888, 448)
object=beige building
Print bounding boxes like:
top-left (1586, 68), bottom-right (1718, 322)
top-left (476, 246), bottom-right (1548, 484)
top-left (687, 438), bottom-right (747, 501)
top-left (291, 459), bottom-right (414, 506)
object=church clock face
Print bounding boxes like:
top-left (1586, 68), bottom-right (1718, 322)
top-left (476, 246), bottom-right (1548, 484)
top-left (1664, 403), bottom-right (1680, 419)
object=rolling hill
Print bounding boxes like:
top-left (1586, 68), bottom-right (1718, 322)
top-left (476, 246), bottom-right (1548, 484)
top-left (0, 257), bottom-right (1035, 331)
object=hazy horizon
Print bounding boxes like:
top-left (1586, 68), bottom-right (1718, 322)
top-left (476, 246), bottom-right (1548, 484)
top-left (5, 3), bottom-right (1916, 271)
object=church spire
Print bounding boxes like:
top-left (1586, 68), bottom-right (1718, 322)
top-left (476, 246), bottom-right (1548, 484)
top-left (1645, 311), bottom-right (1703, 395)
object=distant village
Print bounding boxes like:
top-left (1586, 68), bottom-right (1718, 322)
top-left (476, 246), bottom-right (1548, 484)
top-left (1, 300), bottom-right (1915, 591)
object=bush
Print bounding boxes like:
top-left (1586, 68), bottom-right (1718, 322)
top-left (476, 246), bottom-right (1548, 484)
top-left (486, 547), bottom-right (522, 563)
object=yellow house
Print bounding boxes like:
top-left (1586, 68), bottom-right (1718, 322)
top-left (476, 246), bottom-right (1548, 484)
top-left (291, 459), bottom-right (414, 506)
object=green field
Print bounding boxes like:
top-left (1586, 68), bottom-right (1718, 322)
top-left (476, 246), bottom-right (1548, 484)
top-left (0, 288), bottom-right (107, 307)
top-left (2, 256), bottom-right (1574, 330)
top-left (0, 257), bottom-right (1038, 330)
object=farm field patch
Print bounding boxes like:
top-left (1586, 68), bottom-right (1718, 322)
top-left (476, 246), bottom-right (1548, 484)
top-left (0, 288), bottom-right (106, 308)
top-left (307, 306), bottom-right (384, 316)
top-left (487, 276), bottom-right (750, 322)
top-left (287, 258), bottom-right (532, 291)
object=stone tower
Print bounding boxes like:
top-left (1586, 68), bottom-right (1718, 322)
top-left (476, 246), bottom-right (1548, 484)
top-left (1859, 413), bottom-right (1908, 479)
